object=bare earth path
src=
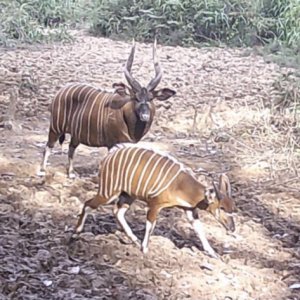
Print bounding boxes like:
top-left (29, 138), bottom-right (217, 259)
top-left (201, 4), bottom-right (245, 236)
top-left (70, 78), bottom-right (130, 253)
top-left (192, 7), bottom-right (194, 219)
top-left (0, 33), bottom-right (299, 299)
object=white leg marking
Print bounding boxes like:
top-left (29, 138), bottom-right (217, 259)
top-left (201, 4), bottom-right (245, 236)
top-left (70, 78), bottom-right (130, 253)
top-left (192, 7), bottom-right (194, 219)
top-left (142, 220), bottom-right (156, 254)
top-left (43, 146), bottom-right (51, 167)
top-left (68, 157), bottom-right (76, 178)
top-left (186, 210), bottom-right (217, 258)
top-left (193, 219), bottom-right (217, 258)
top-left (37, 146), bottom-right (51, 176)
top-left (116, 207), bottom-right (139, 244)
top-left (68, 172), bottom-right (76, 179)
top-left (37, 170), bottom-right (46, 177)
top-left (185, 210), bottom-right (193, 222)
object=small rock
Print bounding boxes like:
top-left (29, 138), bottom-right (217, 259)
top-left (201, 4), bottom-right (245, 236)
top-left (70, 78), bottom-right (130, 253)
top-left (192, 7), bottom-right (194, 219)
top-left (43, 280), bottom-right (53, 287)
top-left (289, 283), bottom-right (300, 289)
top-left (36, 249), bottom-right (51, 260)
top-left (160, 270), bottom-right (172, 278)
top-left (68, 266), bottom-right (80, 274)
top-left (81, 268), bottom-right (94, 275)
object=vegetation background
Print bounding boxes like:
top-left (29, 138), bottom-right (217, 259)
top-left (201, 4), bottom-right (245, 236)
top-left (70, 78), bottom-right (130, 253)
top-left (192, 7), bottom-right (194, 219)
top-left (1, 0), bottom-right (299, 50)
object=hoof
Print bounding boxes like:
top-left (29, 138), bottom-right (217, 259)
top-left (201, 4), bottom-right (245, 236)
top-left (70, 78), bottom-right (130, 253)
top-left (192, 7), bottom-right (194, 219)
top-left (67, 233), bottom-right (80, 245)
top-left (36, 170), bottom-right (46, 177)
top-left (68, 172), bottom-right (77, 179)
top-left (75, 226), bottom-right (83, 234)
top-left (205, 250), bottom-right (219, 260)
top-left (141, 246), bottom-right (149, 254)
top-left (133, 239), bottom-right (141, 248)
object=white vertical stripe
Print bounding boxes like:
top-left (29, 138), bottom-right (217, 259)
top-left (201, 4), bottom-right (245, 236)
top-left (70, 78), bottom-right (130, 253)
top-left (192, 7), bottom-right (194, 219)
top-left (77, 88), bottom-right (96, 141)
top-left (100, 93), bottom-right (110, 144)
top-left (109, 148), bottom-right (119, 196)
top-left (123, 147), bottom-right (141, 194)
top-left (71, 85), bottom-right (91, 136)
top-left (54, 87), bottom-right (65, 133)
top-left (148, 159), bottom-right (170, 195)
top-left (128, 149), bottom-right (148, 195)
top-left (150, 163), bottom-right (176, 196)
top-left (114, 148), bottom-right (125, 191)
top-left (104, 152), bottom-right (115, 199)
top-left (142, 155), bottom-right (164, 197)
top-left (61, 86), bottom-right (71, 132)
top-left (66, 85), bottom-right (82, 131)
top-left (50, 86), bottom-right (68, 133)
top-left (118, 147), bottom-right (134, 192)
top-left (103, 93), bottom-right (114, 142)
top-left (150, 167), bottom-right (182, 198)
top-left (135, 152), bottom-right (157, 197)
top-left (96, 91), bottom-right (104, 145)
top-left (87, 93), bottom-right (101, 145)
top-left (98, 160), bottom-right (105, 197)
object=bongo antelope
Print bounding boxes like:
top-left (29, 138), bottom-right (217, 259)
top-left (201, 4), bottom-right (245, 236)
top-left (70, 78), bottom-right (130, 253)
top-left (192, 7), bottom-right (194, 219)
top-left (38, 40), bottom-right (176, 178)
top-left (75, 144), bottom-right (236, 258)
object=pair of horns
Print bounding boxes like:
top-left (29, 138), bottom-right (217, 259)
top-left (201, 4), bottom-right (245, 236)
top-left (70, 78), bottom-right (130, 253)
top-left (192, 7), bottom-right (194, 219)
top-left (124, 39), bottom-right (162, 92)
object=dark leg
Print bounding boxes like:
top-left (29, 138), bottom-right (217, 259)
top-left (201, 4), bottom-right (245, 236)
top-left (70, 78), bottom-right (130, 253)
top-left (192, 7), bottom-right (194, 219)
top-left (113, 193), bottom-right (139, 246)
top-left (59, 133), bottom-right (65, 155)
top-left (68, 137), bottom-right (80, 178)
top-left (185, 208), bottom-right (218, 259)
top-left (37, 129), bottom-right (59, 176)
top-left (59, 133), bottom-right (65, 145)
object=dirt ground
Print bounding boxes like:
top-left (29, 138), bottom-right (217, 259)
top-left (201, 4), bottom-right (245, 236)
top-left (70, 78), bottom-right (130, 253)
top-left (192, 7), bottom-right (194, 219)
top-left (0, 32), bottom-right (299, 300)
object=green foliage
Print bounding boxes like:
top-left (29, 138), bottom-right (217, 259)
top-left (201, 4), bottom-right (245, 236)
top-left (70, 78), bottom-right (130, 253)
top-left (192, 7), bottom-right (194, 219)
top-left (0, 0), bottom-right (77, 46)
top-left (0, 0), bottom-right (299, 50)
top-left (88, 0), bottom-right (300, 48)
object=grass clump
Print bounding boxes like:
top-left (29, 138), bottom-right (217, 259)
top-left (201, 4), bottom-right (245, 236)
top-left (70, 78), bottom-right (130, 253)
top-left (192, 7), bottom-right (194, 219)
top-left (87, 0), bottom-right (300, 49)
top-left (0, 0), bottom-right (78, 46)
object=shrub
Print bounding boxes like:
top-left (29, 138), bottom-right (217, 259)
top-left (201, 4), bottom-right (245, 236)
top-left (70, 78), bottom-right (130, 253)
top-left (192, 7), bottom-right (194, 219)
top-left (87, 0), bottom-right (300, 48)
top-left (0, 0), bottom-right (299, 50)
top-left (0, 0), bottom-right (77, 46)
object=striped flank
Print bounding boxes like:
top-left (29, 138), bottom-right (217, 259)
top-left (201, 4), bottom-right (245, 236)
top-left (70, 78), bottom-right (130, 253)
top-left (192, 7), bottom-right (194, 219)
top-left (50, 83), bottom-right (122, 147)
top-left (98, 146), bottom-right (185, 200)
